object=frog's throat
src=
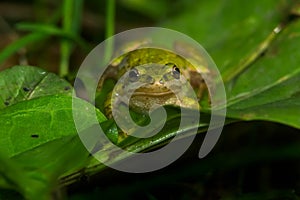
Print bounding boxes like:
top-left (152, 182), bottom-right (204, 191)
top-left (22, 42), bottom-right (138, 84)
top-left (132, 90), bottom-right (174, 97)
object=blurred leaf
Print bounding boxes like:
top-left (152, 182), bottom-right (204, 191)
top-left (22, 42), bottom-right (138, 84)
top-left (16, 23), bottom-right (88, 50)
top-left (163, 0), bottom-right (293, 73)
top-left (119, 0), bottom-right (169, 20)
top-left (0, 152), bottom-right (25, 191)
top-left (0, 34), bottom-right (48, 66)
top-left (0, 66), bottom-right (72, 109)
top-left (163, 0), bottom-right (300, 128)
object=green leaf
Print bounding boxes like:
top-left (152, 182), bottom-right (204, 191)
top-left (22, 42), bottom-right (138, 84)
top-left (0, 135), bottom-right (91, 200)
top-left (0, 95), bottom-right (106, 157)
top-left (119, 0), bottom-right (169, 20)
top-left (99, 119), bottom-right (119, 144)
top-left (163, 0), bottom-right (300, 128)
top-left (0, 34), bottom-right (48, 66)
top-left (60, 106), bottom-right (215, 185)
top-left (0, 152), bottom-right (26, 191)
top-left (226, 20), bottom-right (300, 128)
top-left (0, 95), bottom-right (107, 199)
top-left (0, 66), bottom-right (72, 109)
top-left (162, 0), bottom-right (293, 73)
top-left (12, 135), bottom-right (89, 200)
top-left (16, 23), bottom-right (81, 42)
top-left (15, 22), bottom-right (88, 50)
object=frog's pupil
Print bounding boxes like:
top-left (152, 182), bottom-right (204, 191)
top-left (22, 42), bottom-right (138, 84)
top-left (129, 69), bottom-right (139, 82)
top-left (172, 65), bottom-right (180, 79)
top-left (174, 67), bottom-right (180, 73)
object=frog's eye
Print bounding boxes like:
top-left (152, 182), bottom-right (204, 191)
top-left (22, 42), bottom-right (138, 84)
top-left (129, 68), bottom-right (139, 82)
top-left (172, 65), bottom-right (180, 79)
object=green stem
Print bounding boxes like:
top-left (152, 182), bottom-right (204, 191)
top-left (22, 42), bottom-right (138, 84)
top-left (59, 0), bottom-right (73, 77)
top-left (104, 0), bottom-right (115, 64)
top-left (60, 0), bottom-right (83, 77)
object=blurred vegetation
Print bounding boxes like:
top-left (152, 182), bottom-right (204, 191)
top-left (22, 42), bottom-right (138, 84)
top-left (0, 0), bottom-right (300, 199)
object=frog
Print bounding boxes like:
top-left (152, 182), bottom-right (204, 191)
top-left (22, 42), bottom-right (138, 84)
top-left (97, 42), bottom-right (213, 118)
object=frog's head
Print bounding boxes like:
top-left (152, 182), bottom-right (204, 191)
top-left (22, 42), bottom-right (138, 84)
top-left (110, 48), bottom-right (207, 113)
top-left (117, 62), bottom-right (192, 112)
top-left (126, 62), bottom-right (186, 96)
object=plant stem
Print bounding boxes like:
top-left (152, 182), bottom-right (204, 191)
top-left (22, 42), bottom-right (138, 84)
top-left (60, 0), bottom-right (83, 77)
top-left (59, 0), bottom-right (73, 77)
top-left (104, 0), bottom-right (115, 64)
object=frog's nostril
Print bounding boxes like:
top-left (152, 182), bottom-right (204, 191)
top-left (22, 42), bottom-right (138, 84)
top-left (146, 76), bottom-right (155, 84)
top-left (163, 74), bottom-right (169, 81)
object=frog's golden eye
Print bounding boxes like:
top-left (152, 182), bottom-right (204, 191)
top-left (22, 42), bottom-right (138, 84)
top-left (129, 68), bottom-right (139, 82)
top-left (172, 65), bottom-right (180, 79)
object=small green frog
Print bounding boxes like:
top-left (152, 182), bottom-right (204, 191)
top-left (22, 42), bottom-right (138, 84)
top-left (98, 42), bottom-right (212, 116)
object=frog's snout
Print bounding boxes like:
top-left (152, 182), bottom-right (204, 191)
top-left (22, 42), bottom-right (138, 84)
top-left (159, 78), bottom-right (165, 85)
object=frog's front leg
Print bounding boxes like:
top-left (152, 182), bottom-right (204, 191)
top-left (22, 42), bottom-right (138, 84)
top-left (105, 90), bottom-right (134, 141)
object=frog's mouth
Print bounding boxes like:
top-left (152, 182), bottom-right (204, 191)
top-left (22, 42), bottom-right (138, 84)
top-left (129, 82), bottom-right (182, 97)
top-left (132, 86), bottom-right (177, 97)
top-left (132, 90), bottom-right (174, 97)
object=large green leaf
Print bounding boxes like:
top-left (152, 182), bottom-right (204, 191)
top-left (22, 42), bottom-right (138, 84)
top-left (226, 20), bottom-right (300, 128)
top-left (0, 135), bottom-right (89, 200)
top-left (0, 95), bottom-right (107, 199)
top-left (0, 65), bottom-right (72, 109)
top-left (163, 0), bottom-right (300, 128)
top-left (162, 0), bottom-right (293, 72)
top-left (0, 65), bottom-right (116, 198)
top-left (0, 95), bottom-right (105, 157)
